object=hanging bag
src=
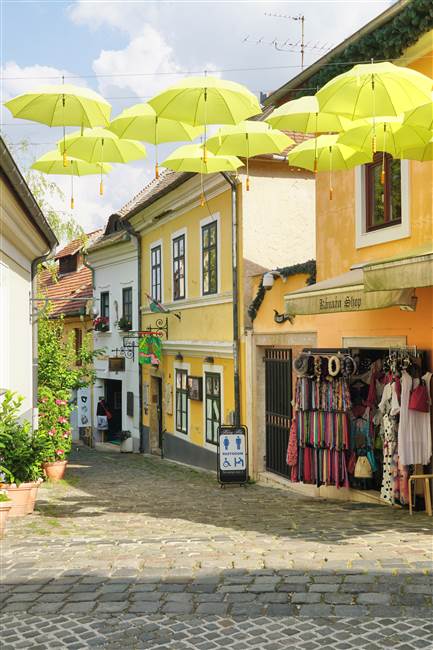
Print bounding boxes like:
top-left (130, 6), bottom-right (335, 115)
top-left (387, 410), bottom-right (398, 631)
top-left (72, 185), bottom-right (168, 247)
top-left (408, 379), bottom-right (430, 413)
top-left (354, 455), bottom-right (372, 479)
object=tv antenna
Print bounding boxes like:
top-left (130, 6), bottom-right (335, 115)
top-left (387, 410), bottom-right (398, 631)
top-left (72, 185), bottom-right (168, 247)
top-left (264, 12), bottom-right (306, 69)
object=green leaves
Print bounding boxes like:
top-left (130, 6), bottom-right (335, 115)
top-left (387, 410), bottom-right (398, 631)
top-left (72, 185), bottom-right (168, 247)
top-left (0, 391), bottom-right (40, 485)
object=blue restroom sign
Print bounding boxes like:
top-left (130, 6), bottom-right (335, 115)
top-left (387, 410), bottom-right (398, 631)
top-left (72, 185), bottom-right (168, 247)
top-left (217, 425), bottom-right (248, 485)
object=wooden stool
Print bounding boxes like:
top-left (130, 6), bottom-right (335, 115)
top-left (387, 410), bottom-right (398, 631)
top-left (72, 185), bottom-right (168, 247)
top-left (408, 474), bottom-right (433, 516)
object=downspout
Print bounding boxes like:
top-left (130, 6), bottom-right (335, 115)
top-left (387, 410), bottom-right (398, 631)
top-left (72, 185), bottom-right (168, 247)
top-left (82, 252), bottom-right (96, 290)
top-left (122, 221), bottom-right (143, 452)
top-left (31, 246), bottom-right (56, 430)
top-left (221, 172), bottom-right (241, 426)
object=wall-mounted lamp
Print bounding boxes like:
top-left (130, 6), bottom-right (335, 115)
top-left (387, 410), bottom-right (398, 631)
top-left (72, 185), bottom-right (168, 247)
top-left (204, 356), bottom-right (214, 364)
top-left (175, 352), bottom-right (183, 361)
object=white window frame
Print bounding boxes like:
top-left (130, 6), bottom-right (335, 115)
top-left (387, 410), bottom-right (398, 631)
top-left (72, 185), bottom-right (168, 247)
top-left (355, 159), bottom-right (410, 249)
top-left (173, 360), bottom-right (191, 436)
top-left (200, 212), bottom-right (221, 297)
top-left (202, 363), bottom-right (224, 452)
top-left (171, 227), bottom-right (188, 302)
top-left (149, 239), bottom-right (164, 304)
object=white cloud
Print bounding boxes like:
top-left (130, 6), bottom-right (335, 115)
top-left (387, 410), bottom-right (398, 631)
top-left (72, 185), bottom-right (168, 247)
top-left (68, 1), bottom-right (150, 37)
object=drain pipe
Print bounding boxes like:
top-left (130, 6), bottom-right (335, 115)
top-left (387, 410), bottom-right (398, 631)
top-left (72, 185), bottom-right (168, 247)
top-left (82, 252), bottom-right (96, 290)
top-left (221, 172), bottom-right (241, 426)
top-left (122, 220), bottom-right (143, 452)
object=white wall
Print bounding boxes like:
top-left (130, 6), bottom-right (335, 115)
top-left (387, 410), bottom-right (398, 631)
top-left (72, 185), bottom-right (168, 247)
top-left (241, 167), bottom-right (316, 270)
top-left (88, 240), bottom-right (140, 447)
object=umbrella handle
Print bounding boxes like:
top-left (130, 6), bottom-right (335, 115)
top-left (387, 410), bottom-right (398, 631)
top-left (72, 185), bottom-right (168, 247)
top-left (155, 119), bottom-right (159, 179)
top-left (71, 176), bottom-right (74, 209)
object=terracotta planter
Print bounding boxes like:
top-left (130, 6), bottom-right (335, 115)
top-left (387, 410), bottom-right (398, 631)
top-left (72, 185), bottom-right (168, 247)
top-left (20, 479), bottom-right (42, 514)
top-left (4, 484), bottom-right (33, 517)
top-left (0, 501), bottom-right (12, 537)
top-left (43, 460), bottom-right (68, 481)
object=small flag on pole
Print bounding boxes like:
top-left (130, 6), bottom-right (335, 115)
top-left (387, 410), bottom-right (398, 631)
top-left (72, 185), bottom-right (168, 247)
top-left (146, 293), bottom-right (170, 314)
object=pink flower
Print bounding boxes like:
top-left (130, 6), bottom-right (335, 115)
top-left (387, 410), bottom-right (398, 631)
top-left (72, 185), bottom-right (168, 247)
top-left (48, 430), bottom-right (55, 437)
top-left (55, 399), bottom-right (67, 406)
top-left (63, 432), bottom-right (70, 439)
top-left (56, 449), bottom-right (65, 455)
top-left (58, 416), bottom-right (68, 424)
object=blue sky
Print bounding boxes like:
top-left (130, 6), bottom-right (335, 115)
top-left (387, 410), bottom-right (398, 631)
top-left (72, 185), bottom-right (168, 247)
top-left (1, 0), bottom-right (393, 230)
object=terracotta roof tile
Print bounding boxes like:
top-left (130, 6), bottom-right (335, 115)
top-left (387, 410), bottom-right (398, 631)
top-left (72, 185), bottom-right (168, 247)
top-left (117, 169), bottom-right (192, 220)
top-left (55, 229), bottom-right (103, 258)
top-left (39, 265), bottom-right (93, 318)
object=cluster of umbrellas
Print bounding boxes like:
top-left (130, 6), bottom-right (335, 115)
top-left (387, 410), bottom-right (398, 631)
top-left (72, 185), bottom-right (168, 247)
top-left (4, 61), bottom-right (432, 208)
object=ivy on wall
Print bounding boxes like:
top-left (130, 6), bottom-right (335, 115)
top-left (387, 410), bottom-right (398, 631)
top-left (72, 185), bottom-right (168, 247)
top-left (248, 259), bottom-right (316, 322)
top-left (292, 0), bottom-right (433, 99)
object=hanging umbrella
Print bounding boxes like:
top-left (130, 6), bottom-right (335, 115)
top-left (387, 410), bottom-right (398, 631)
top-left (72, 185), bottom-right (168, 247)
top-left (108, 103), bottom-right (203, 179)
top-left (316, 62), bottom-right (432, 155)
top-left (206, 121), bottom-right (294, 190)
top-left (149, 75), bottom-right (261, 163)
top-left (403, 93), bottom-right (433, 130)
top-left (31, 150), bottom-right (112, 209)
top-left (58, 128), bottom-right (146, 195)
top-left (338, 117), bottom-right (431, 183)
top-left (266, 96), bottom-right (351, 134)
top-left (287, 134), bottom-right (372, 199)
top-left (162, 144), bottom-right (242, 206)
top-left (399, 137), bottom-right (433, 162)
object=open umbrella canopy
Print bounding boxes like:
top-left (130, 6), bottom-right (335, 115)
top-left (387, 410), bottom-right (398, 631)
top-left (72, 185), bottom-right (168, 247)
top-left (4, 83), bottom-right (111, 127)
top-left (108, 103), bottom-right (203, 143)
top-left (206, 121), bottom-right (294, 157)
top-left (287, 134), bottom-right (372, 172)
top-left (31, 150), bottom-right (112, 175)
top-left (162, 144), bottom-right (242, 173)
top-left (148, 76), bottom-right (261, 126)
top-left (266, 96), bottom-right (351, 133)
top-left (58, 127), bottom-right (146, 163)
top-left (399, 137), bottom-right (433, 162)
top-left (338, 117), bottom-right (432, 157)
top-left (316, 62), bottom-right (433, 119)
top-left (404, 93), bottom-right (433, 130)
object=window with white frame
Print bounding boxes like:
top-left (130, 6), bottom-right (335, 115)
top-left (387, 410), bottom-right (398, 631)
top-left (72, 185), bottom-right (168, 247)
top-left (173, 234), bottom-right (186, 301)
top-left (151, 245), bottom-right (162, 302)
top-left (205, 372), bottom-right (221, 445)
top-left (175, 369), bottom-right (188, 434)
top-left (202, 220), bottom-right (218, 295)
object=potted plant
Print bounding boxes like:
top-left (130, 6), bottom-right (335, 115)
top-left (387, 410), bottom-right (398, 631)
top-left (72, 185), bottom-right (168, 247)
top-left (117, 316), bottom-right (132, 332)
top-left (0, 491), bottom-right (12, 538)
top-left (93, 316), bottom-right (109, 332)
top-left (118, 430), bottom-right (132, 453)
top-left (36, 387), bottom-right (72, 481)
top-left (0, 391), bottom-right (44, 516)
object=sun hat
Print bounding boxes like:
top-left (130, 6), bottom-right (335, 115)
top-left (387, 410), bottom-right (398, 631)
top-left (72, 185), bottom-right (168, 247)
top-left (294, 353), bottom-right (311, 376)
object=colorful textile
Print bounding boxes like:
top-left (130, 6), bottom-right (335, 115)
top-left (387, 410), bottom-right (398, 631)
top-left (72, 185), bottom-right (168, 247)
top-left (286, 416), bottom-right (298, 466)
top-left (295, 376), bottom-right (351, 412)
top-left (139, 335), bottom-right (162, 366)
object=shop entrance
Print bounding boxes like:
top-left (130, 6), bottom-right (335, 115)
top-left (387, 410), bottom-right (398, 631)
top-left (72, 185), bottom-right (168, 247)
top-left (105, 379), bottom-right (122, 443)
top-left (264, 348), bottom-right (292, 477)
top-left (149, 376), bottom-right (163, 453)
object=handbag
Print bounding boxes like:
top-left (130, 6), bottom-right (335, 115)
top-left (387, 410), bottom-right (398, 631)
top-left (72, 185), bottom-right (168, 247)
top-left (354, 455), bottom-right (372, 479)
top-left (408, 380), bottom-right (430, 413)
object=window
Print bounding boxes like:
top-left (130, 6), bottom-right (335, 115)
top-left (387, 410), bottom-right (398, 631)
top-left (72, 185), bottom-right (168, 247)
top-left (100, 292), bottom-right (109, 322)
top-left (175, 369), bottom-right (188, 434)
top-left (173, 235), bottom-right (185, 300)
top-left (122, 287), bottom-right (132, 324)
top-left (58, 254), bottom-right (77, 275)
top-left (74, 328), bottom-right (82, 366)
top-left (151, 245), bottom-right (162, 302)
top-left (365, 153), bottom-right (402, 232)
top-left (205, 372), bottom-right (221, 445)
top-left (202, 221), bottom-right (218, 295)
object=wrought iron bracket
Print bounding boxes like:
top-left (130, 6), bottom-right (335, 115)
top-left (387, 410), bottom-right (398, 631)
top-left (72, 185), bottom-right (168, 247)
top-left (111, 343), bottom-right (138, 363)
top-left (273, 309), bottom-right (294, 325)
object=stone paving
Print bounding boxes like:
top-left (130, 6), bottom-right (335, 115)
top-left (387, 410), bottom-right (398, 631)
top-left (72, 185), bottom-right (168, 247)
top-left (1, 447), bottom-right (432, 648)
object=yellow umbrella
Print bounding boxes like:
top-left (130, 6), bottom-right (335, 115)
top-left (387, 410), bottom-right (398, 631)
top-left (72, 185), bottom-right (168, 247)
top-left (338, 117), bottom-right (431, 183)
top-left (162, 143), bottom-right (242, 206)
top-left (403, 93), bottom-right (433, 130)
top-left (288, 134), bottom-right (372, 199)
top-left (266, 95), bottom-right (351, 134)
top-left (399, 137), bottom-right (433, 162)
top-left (59, 128), bottom-right (146, 195)
top-left (206, 121), bottom-right (293, 190)
top-left (108, 103), bottom-right (204, 179)
top-left (31, 150), bottom-right (112, 208)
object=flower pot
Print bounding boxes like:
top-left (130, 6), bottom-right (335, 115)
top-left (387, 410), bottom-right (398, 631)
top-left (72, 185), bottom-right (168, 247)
top-left (4, 484), bottom-right (33, 517)
top-left (20, 479), bottom-right (42, 514)
top-left (0, 501), bottom-right (12, 537)
top-left (120, 437), bottom-right (133, 453)
top-left (43, 460), bottom-right (68, 481)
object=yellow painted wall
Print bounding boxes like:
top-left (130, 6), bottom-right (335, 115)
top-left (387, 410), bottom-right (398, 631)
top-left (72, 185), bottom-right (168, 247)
top-left (316, 46), bottom-right (433, 282)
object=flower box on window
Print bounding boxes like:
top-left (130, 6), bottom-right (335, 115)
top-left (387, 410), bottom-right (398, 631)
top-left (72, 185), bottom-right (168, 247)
top-left (93, 316), bottom-right (109, 332)
top-left (117, 316), bottom-right (132, 332)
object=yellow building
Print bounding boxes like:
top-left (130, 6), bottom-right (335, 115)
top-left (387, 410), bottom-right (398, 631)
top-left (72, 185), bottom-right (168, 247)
top-left (120, 155), bottom-right (315, 471)
top-left (249, 7), bottom-right (433, 501)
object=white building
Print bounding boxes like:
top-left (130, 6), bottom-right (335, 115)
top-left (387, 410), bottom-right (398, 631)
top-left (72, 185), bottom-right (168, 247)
top-left (87, 215), bottom-right (140, 450)
top-left (0, 137), bottom-right (57, 424)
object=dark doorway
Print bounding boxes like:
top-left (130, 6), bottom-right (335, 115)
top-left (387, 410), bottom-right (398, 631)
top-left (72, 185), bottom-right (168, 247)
top-left (264, 348), bottom-right (292, 478)
top-left (105, 379), bottom-right (122, 443)
top-left (156, 377), bottom-right (163, 449)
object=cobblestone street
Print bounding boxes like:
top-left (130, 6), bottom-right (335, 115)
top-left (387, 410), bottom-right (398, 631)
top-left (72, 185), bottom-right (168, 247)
top-left (1, 448), bottom-right (432, 648)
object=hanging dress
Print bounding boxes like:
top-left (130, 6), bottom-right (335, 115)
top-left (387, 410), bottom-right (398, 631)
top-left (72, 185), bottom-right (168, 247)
top-left (398, 370), bottom-right (432, 466)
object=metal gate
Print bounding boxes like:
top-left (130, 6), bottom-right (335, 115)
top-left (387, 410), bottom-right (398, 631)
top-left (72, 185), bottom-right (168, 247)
top-left (264, 348), bottom-right (292, 477)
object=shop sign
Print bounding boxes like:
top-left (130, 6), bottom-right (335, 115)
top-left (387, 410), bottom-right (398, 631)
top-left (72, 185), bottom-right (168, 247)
top-left (77, 386), bottom-right (90, 427)
top-left (285, 287), bottom-right (416, 316)
top-left (109, 357), bottom-right (125, 372)
top-left (217, 425), bottom-right (248, 485)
